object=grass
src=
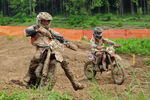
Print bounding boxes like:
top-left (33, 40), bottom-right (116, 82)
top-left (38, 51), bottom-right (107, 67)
top-left (7, 35), bottom-right (14, 40)
top-left (1, 14), bottom-right (150, 30)
top-left (0, 88), bottom-right (72, 100)
top-left (82, 37), bottom-right (90, 42)
top-left (21, 36), bottom-right (28, 40)
top-left (113, 38), bottom-right (150, 55)
top-left (2, 72), bottom-right (148, 100)
top-left (144, 58), bottom-right (150, 65)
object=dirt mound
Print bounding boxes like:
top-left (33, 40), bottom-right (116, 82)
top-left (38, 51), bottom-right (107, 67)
top-left (0, 37), bottom-right (149, 99)
top-left (70, 40), bottom-right (91, 50)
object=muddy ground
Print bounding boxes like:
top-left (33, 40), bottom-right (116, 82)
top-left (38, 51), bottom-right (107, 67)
top-left (0, 37), bottom-right (150, 99)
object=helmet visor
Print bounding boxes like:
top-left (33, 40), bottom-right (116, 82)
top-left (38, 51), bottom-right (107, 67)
top-left (96, 32), bottom-right (102, 36)
top-left (95, 32), bottom-right (102, 39)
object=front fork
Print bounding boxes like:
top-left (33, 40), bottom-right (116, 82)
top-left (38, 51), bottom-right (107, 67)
top-left (108, 55), bottom-right (117, 71)
top-left (94, 54), bottom-right (107, 72)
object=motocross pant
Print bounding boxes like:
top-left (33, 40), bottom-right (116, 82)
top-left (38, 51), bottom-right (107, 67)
top-left (40, 60), bottom-right (84, 91)
top-left (61, 61), bottom-right (84, 90)
top-left (25, 47), bottom-right (44, 85)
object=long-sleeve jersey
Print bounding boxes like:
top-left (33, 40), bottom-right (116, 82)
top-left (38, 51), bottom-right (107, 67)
top-left (90, 36), bottom-right (115, 52)
top-left (24, 25), bottom-right (64, 47)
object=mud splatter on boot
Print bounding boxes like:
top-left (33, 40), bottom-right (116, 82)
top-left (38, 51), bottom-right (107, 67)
top-left (72, 82), bottom-right (85, 91)
top-left (61, 61), bottom-right (85, 91)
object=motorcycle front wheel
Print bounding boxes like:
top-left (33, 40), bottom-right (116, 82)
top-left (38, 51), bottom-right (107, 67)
top-left (84, 61), bottom-right (96, 80)
top-left (111, 59), bottom-right (125, 85)
top-left (39, 59), bottom-right (57, 90)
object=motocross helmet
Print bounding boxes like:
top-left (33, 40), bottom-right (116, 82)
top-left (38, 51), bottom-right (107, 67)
top-left (93, 27), bottom-right (103, 39)
top-left (37, 12), bottom-right (53, 29)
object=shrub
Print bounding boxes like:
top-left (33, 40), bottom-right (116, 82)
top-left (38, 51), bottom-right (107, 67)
top-left (105, 13), bottom-right (112, 21)
top-left (117, 21), bottom-right (123, 27)
top-left (90, 17), bottom-right (99, 27)
top-left (68, 15), bottom-right (88, 27)
top-left (0, 17), bottom-right (12, 25)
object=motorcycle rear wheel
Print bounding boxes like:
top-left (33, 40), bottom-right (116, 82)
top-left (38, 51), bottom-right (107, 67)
top-left (111, 60), bottom-right (125, 85)
top-left (84, 61), bottom-right (96, 80)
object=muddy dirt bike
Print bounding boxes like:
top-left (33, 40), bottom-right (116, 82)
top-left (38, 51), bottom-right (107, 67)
top-left (84, 46), bottom-right (125, 85)
top-left (28, 40), bottom-right (64, 90)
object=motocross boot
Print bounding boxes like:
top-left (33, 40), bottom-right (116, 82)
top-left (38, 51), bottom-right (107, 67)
top-left (24, 66), bottom-right (37, 83)
top-left (24, 59), bottom-right (40, 89)
top-left (72, 82), bottom-right (85, 91)
top-left (23, 72), bottom-right (30, 83)
top-left (61, 61), bottom-right (85, 91)
top-left (24, 71), bottom-right (35, 89)
top-left (26, 77), bottom-right (37, 89)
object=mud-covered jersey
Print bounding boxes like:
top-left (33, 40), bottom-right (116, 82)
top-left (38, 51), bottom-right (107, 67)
top-left (24, 25), bottom-right (63, 47)
top-left (90, 36), bottom-right (115, 52)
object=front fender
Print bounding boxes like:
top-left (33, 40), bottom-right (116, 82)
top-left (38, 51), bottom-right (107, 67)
top-left (111, 54), bottom-right (122, 60)
top-left (54, 52), bottom-right (63, 62)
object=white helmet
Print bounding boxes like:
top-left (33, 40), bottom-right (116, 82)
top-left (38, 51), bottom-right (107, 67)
top-left (37, 12), bottom-right (53, 29)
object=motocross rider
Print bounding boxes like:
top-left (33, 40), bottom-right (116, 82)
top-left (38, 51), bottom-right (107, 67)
top-left (90, 27), bottom-right (121, 70)
top-left (24, 12), bottom-right (84, 91)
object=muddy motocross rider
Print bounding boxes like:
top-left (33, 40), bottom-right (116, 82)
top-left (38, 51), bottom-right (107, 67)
top-left (24, 12), bottom-right (84, 91)
top-left (90, 27), bottom-right (121, 70)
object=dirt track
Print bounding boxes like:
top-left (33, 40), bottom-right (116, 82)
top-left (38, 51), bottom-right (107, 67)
top-left (0, 37), bottom-right (150, 99)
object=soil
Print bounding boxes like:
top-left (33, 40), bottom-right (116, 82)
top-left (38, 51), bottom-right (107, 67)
top-left (0, 37), bottom-right (150, 100)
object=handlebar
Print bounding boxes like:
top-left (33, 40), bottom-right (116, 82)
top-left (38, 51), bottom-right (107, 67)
top-left (99, 46), bottom-right (115, 54)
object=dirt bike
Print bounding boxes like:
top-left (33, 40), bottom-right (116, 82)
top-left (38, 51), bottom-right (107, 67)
top-left (84, 46), bottom-right (125, 85)
top-left (28, 40), bottom-right (64, 90)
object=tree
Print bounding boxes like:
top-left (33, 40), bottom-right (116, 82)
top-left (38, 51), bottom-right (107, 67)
top-left (0, 0), bottom-right (150, 18)
top-left (130, 0), bottom-right (135, 15)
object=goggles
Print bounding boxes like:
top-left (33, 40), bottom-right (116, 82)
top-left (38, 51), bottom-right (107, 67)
top-left (96, 32), bottom-right (102, 36)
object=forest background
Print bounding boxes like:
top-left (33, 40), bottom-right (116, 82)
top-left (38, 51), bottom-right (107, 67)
top-left (0, 0), bottom-right (150, 29)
